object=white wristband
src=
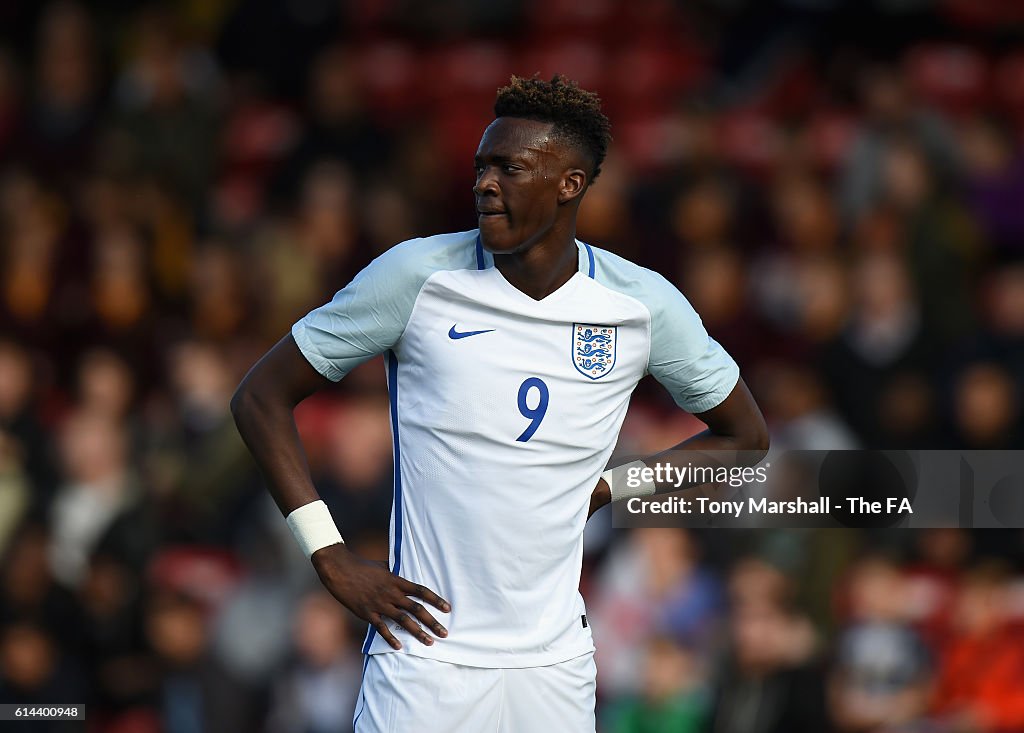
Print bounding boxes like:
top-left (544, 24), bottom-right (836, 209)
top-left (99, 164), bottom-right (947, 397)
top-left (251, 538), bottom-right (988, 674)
top-left (601, 459), bottom-right (657, 502)
top-left (286, 500), bottom-right (344, 559)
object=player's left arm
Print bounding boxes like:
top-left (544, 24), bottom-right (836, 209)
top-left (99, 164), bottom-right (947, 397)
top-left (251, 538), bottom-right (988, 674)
top-left (587, 270), bottom-right (768, 517)
top-left (588, 377), bottom-right (767, 516)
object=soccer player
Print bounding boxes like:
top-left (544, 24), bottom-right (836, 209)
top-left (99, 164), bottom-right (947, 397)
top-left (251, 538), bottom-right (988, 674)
top-left (231, 75), bottom-right (768, 732)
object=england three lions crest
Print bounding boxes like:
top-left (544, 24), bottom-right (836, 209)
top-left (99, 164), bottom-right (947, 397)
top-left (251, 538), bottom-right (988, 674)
top-left (572, 324), bottom-right (617, 380)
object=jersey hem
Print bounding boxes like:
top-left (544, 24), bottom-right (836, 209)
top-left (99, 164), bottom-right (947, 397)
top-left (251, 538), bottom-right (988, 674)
top-left (366, 639), bottom-right (596, 669)
top-left (680, 364), bottom-right (741, 413)
top-left (291, 322), bottom-right (345, 382)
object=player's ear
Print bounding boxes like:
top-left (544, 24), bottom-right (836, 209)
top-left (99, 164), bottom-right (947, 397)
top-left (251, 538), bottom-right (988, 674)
top-left (558, 168), bottom-right (587, 205)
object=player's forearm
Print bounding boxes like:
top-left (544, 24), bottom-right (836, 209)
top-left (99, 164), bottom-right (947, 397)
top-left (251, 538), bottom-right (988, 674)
top-left (230, 383), bottom-right (321, 515)
top-left (595, 430), bottom-right (765, 504)
top-left (599, 380), bottom-right (770, 501)
top-left (644, 379), bottom-right (771, 492)
top-left (643, 427), bottom-right (768, 493)
top-left (667, 426), bottom-right (769, 460)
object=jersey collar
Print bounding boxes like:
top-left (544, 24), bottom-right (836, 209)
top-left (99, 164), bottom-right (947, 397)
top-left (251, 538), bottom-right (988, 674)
top-left (474, 233), bottom-right (595, 279)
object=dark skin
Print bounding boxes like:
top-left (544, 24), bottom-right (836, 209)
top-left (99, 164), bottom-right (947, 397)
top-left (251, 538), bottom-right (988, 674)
top-left (231, 116), bottom-right (768, 651)
top-left (474, 117), bottom-right (586, 300)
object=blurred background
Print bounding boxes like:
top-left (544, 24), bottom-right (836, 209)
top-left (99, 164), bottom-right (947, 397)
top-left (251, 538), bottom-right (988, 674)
top-left (2, 0), bottom-right (1024, 731)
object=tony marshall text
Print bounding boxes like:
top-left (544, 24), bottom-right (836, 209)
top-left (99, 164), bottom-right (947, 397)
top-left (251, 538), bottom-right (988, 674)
top-left (626, 496), bottom-right (914, 516)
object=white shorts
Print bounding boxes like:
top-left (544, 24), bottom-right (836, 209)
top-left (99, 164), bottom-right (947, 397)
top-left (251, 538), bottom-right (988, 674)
top-left (352, 651), bottom-right (597, 732)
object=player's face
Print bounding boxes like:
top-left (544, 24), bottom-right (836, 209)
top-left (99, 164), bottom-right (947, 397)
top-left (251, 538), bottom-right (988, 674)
top-left (473, 117), bottom-right (566, 254)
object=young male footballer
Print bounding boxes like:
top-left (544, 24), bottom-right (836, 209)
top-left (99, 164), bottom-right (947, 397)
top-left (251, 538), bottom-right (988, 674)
top-left (231, 75), bottom-right (768, 732)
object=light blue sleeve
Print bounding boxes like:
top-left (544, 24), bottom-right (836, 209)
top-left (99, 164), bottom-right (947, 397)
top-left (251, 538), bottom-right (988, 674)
top-left (291, 231), bottom-right (478, 381)
top-left (594, 249), bottom-right (740, 413)
top-left (643, 271), bottom-right (740, 413)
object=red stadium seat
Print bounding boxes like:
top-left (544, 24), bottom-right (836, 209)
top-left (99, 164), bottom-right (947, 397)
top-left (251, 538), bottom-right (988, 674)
top-left (423, 42), bottom-right (513, 106)
top-left (716, 110), bottom-right (784, 176)
top-left (355, 40), bottom-right (424, 121)
top-left (434, 101), bottom-right (497, 165)
top-left (525, 0), bottom-right (616, 38)
top-left (346, 0), bottom-right (399, 34)
top-left (614, 112), bottom-right (679, 174)
top-left (735, 57), bottom-right (821, 119)
top-left (613, 0), bottom-right (685, 34)
top-left (148, 547), bottom-right (243, 612)
top-left (221, 101), bottom-right (298, 167)
top-left (518, 41), bottom-right (606, 94)
top-left (943, 0), bottom-right (1024, 29)
top-left (605, 44), bottom-right (706, 107)
top-left (805, 111), bottom-right (858, 172)
top-left (994, 51), bottom-right (1024, 121)
top-left (905, 43), bottom-right (990, 117)
top-left (216, 101), bottom-right (299, 226)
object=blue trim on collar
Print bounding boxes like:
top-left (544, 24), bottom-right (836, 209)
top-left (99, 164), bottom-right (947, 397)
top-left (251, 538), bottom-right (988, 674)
top-left (476, 233), bottom-right (596, 279)
top-left (582, 242), bottom-right (595, 278)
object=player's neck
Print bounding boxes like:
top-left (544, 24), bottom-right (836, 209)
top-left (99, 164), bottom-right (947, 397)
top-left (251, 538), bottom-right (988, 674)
top-left (494, 230), bottom-right (579, 301)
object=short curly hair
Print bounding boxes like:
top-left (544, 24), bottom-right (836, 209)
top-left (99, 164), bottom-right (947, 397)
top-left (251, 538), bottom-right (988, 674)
top-left (494, 74), bottom-right (612, 182)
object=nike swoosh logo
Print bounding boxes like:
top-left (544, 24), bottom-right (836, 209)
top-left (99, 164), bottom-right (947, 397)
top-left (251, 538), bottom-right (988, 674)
top-left (448, 325), bottom-right (495, 340)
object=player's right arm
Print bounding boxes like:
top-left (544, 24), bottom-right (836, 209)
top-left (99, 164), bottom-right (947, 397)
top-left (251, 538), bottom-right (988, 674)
top-left (231, 321), bottom-right (451, 649)
top-left (233, 234), bottom-right (475, 645)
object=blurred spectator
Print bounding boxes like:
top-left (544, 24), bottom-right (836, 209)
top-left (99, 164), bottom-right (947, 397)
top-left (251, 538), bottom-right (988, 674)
top-left (255, 162), bottom-right (365, 339)
top-left (971, 263), bottom-right (1024, 412)
top-left (75, 348), bottom-right (136, 422)
top-left (727, 556), bottom-right (795, 614)
top-left (188, 243), bottom-right (250, 341)
top-left (603, 636), bottom-right (709, 733)
top-left (755, 251), bottom-right (849, 350)
top-left (757, 363), bottom-right (859, 450)
top-left (820, 251), bottom-right (937, 446)
top-left (270, 44), bottom-right (388, 200)
top-left (108, 7), bottom-right (220, 216)
top-left (932, 563), bottom-right (1024, 733)
top-left (0, 171), bottom-right (69, 353)
top-left (75, 549), bottom-right (153, 720)
top-left (79, 219), bottom-right (163, 389)
top-left (709, 598), bottom-right (825, 733)
top-left (0, 523), bottom-right (77, 646)
top-left (309, 395), bottom-right (394, 547)
top-left (839, 63), bottom-right (961, 224)
top-left (577, 154), bottom-right (633, 257)
top-left (903, 529), bottom-right (972, 647)
top-left (830, 556), bottom-right (934, 732)
top-left (14, 2), bottom-right (100, 191)
top-left (952, 363), bottom-right (1021, 449)
top-left (590, 529), bottom-right (723, 697)
top-left (0, 620), bottom-right (84, 731)
top-left (753, 169), bottom-right (847, 352)
top-left (0, 340), bottom-right (54, 527)
top-left (268, 590), bottom-right (362, 733)
top-left (146, 590), bottom-right (243, 733)
top-left (49, 411), bottom-right (140, 588)
top-left (669, 174), bottom-right (738, 254)
top-left (359, 179), bottom-right (422, 258)
top-left (680, 246), bottom-right (768, 370)
top-left (772, 171), bottom-right (838, 255)
top-left (960, 115), bottom-right (1024, 256)
top-left (881, 137), bottom-right (979, 345)
top-left (0, 441), bottom-right (30, 569)
top-left (152, 340), bottom-right (254, 543)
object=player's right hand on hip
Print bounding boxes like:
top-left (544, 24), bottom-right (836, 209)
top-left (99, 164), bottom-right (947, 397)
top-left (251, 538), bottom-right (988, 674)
top-left (310, 543), bottom-right (450, 650)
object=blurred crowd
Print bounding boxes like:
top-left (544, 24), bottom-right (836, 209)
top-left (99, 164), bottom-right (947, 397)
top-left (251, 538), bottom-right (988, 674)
top-left (2, 0), bottom-right (1024, 731)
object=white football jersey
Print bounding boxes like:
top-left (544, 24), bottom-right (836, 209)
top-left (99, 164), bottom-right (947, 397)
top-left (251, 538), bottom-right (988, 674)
top-left (292, 230), bottom-right (739, 668)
